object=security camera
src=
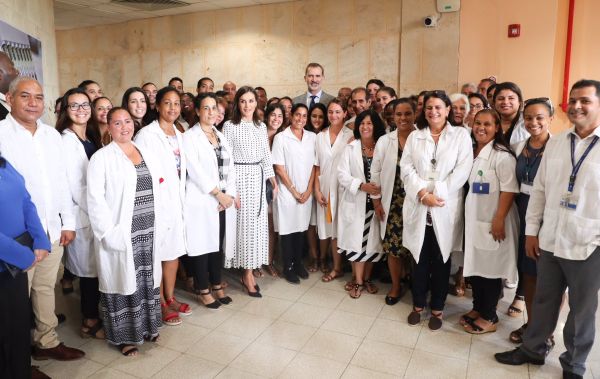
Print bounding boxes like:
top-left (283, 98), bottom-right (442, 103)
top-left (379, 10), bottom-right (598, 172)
top-left (424, 15), bottom-right (438, 28)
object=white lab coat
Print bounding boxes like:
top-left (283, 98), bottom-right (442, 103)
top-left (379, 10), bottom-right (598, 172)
top-left (463, 142), bottom-right (519, 281)
top-left (134, 120), bottom-right (186, 260)
top-left (87, 142), bottom-right (166, 295)
top-left (61, 129), bottom-right (96, 277)
top-left (370, 131), bottom-right (401, 239)
top-left (182, 124), bottom-right (237, 258)
top-left (400, 124), bottom-right (473, 263)
top-left (337, 140), bottom-right (382, 254)
top-left (272, 127), bottom-right (316, 235)
top-left (509, 114), bottom-right (530, 145)
top-left (314, 126), bottom-right (353, 239)
top-left (0, 115), bottom-right (75, 243)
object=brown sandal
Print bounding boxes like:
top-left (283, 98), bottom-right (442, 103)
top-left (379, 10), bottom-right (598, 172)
top-left (253, 268), bottom-right (264, 278)
top-left (349, 283), bottom-right (363, 299)
top-left (509, 323), bottom-right (527, 343)
top-left (307, 259), bottom-right (319, 273)
top-left (364, 279), bottom-right (379, 294)
top-left (321, 270), bottom-right (343, 282)
top-left (508, 295), bottom-right (525, 317)
top-left (344, 278), bottom-right (356, 291)
top-left (319, 259), bottom-right (330, 274)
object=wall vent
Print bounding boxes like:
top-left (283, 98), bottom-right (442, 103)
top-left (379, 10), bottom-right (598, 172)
top-left (111, 0), bottom-right (190, 12)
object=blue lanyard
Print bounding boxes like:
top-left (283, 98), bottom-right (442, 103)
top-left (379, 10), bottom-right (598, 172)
top-left (568, 134), bottom-right (599, 192)
top-left (523, 138), bottom-right (546, 183)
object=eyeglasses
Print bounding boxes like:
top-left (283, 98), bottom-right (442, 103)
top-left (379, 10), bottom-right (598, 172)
top-left (426, 90), bottom-right (446, 96)
top-left (68, 102), bottom-right (91, 111)
top-left (524, 97), bottom-right (553, 112)
top-left (471, 103), bottom-right (485, 110)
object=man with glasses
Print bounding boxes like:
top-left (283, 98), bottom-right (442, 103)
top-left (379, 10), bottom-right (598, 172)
top-left (0, 77), bottom-right (85, 362)
top-left (0, 51), bottom-right (19, 120)
top-left (495, 80), bottom-right (600, 379)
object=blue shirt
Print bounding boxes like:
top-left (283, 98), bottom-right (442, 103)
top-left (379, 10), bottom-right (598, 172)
top-left (0, 158), bottom-right (51, 272)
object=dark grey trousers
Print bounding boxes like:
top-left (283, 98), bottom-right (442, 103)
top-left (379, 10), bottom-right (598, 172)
top-left (520, 248), bottom-right (600, 376)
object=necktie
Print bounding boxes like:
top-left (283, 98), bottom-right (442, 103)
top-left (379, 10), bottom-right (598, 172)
top-left (309, 95), bottom-right (317, 108)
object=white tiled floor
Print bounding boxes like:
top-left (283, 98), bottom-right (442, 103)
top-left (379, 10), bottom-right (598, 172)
top-left (36, 270), bottom-right (600, 378)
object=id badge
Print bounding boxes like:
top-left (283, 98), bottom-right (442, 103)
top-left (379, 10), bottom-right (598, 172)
top-left (472, 182), bottom-right (490, 194)
top-left (560, 193), bottom-right (577, 210)
top-left (520, 182), bottom-right (533, 195)
top-left (426, 170), bottom-right (439, 181)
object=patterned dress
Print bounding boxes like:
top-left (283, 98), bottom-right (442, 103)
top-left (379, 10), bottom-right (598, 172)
top-left (339, 155), bottom-right (384, 262)
top-left (223, 120), bottom-right (275, 269)
top-left (100, 160), bottom-right (161, 345)
top-left (382, 148), bottom-right (412, 264)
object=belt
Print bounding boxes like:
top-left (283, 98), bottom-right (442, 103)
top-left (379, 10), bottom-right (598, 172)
top-left (234, 161), bottom-right (264, 216)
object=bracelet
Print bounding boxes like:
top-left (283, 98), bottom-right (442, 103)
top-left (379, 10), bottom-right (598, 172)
top-left (419, 193), bottom-right (429, 203)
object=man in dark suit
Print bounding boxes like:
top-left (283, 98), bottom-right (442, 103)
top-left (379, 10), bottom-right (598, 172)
top-left (0, 51), bottom-right (19, 120)
top-left (292, 62), bottom-right (335, 107)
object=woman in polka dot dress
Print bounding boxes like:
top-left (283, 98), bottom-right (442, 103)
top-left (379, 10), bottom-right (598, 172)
top-left (223, 86), bottom-right (278, 297)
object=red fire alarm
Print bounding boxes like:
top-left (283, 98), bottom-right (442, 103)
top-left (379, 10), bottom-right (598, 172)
top-left (508, 24), bottom-right (520, 38)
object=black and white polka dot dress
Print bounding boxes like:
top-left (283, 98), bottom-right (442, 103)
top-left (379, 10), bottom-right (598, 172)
top-left (223, 120), bottom-right (275, 269)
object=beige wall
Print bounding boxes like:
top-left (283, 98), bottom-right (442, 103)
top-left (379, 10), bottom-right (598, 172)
top-left (400, 0), bottom-right (460, 96)
top-left (0, 0), bottom-right (59, 122)
top-left (459, 0), bottom-right (600, 132)
top-left (56, 0), bottom-right (461, 103)
top-left (57, 0), bottom-right (403, 102)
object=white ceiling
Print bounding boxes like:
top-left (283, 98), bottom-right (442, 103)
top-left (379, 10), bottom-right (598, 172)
top-left (54, 0), bottom-right (295, 30)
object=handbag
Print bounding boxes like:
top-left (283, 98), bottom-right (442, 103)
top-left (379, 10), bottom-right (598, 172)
top-left (2, 231), bottom-right (34, 278)
top-left (265, 179), bottom-right (274, 205)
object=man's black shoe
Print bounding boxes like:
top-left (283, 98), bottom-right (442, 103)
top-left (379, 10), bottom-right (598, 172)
top-left (294, 264), bottom-right (309, 279)
top-left (494, 348), bottom-right (544, 366)
top-left (284, 268), bottom-right (300, 284)
top-left (563, 371), bottom-right (583, 379)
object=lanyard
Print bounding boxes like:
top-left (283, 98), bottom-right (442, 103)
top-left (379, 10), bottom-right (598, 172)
top-left (523, 138), bottom-right (547, 183)
top-left (568, 134), bottom-right (599, 193)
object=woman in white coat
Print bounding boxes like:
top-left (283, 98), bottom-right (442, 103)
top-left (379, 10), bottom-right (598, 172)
top-left (462, 109), bottom-right (519, 334)
top-left (183, 93), bottom-right (235, 308)
top-left (272, 103), bottom-right (316, 284)
top-left (371, 98), bottom-right (416, 305)
top-left (134, 86), bottom-right (191, 326)
top-left (87, 108), bottom-right (165, 356)
top-left (337, 109), bottom-right (385, 298)
top-left (56, 87), bottom-right (104, 338)
top-left (400, 90), bottom-right (473, 330)
top-left (314, 98), bottom-right (353, 281)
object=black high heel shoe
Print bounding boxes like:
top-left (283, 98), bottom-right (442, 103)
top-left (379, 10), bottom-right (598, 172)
top-left (198, 289), bottom-right (221, 309)
top-left (212, 286), bottom-right (233, 304)
top-left (241, 277), bottom-right (262, 298)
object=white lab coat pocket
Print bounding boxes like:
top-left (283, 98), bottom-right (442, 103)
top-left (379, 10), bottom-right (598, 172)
top-left (473, 221), bottom-right (500, 251)
top-left (562, 213), bottom-right (600, 247)
top-left (101, 224), bottom-right (127, 253)
top-left (341, 191), bottom-right (356, 222)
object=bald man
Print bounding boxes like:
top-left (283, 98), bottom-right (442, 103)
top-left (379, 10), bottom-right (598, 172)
top-left (223, 81), bottom-right (236, 101)
top-left (0, 51), bottom-right (19, 120)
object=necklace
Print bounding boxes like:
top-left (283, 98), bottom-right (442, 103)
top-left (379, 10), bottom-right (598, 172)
top-left (362, 146), bottom-right (374, 151)
top-left (430, 131), bottom-right (442, 137)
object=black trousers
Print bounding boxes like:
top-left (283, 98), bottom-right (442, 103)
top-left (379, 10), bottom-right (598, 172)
top-left (280, 231), bottom-right (305, 272)
top-left (80, 277), bottom-right (100, 319)
top-left (63, 267), bottom-right (76, 280)
top-left (411, 226), bottom-right (451, 310)
top-left (179, 255), bottom-right (195, 277)
top-left (0, 271), bottom-right (31, 379)
top-left (470, 276), bottom-right (502, 320)
top-left (190, 211), bottom-right (225, 291)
